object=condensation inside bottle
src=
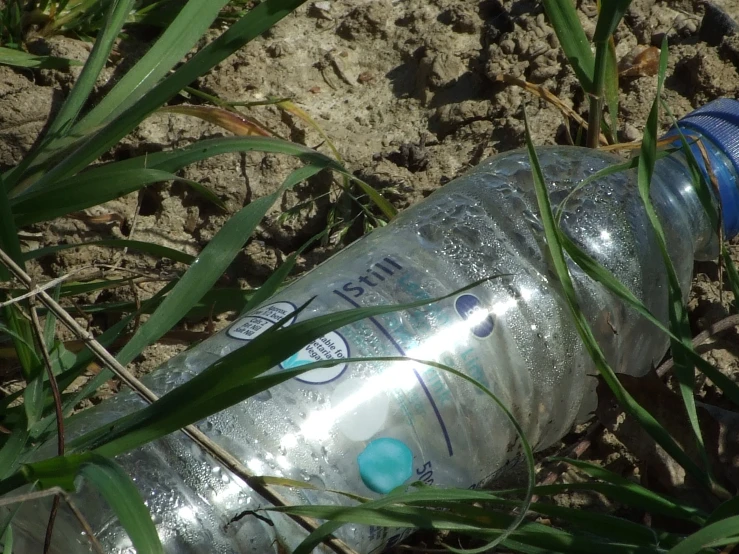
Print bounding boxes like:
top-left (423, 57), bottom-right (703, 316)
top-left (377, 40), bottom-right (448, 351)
top-left (9, 146), bottom-right (716, 554)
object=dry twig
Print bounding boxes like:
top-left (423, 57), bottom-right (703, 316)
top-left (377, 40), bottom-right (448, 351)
top-left (493, 74), bottom-right (609, 146)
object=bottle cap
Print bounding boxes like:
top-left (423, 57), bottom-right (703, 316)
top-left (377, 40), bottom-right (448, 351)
top-left (668, 98), bottom-right (739, 238)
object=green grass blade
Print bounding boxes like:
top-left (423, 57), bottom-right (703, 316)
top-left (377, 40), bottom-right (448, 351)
top-left (278, 503), bottom-right (654, 554)
top-left (661, 100), bottom-right (739, 313)
top-left (554, 150), bottom-right (674, 224)
top-left (666, 515), bottom-right (739, 553)
top-left (24, 239), bottom-right (195, 265)
top-left (0, 47), bottom-right (83, 69)
top-left (560, 230), bottom-right (739, 407)
top-left (636, 40), bottom-right (712, 484)
top-left (521, 105), bottom-right (715, 493)
top-left (239, 229), bottom-right (328, 316)
top-left (0, 174), bottom-right (37, 381)
top-left (661, 101), bottom-right (720, 232)
top-left (587, 1), bottom-right (630, 147)
top-left (22, 287), bottom-right (62, 427)
top-left (112, 163), bottom-right (328, 369)
top-left (13, 0), bottom-right (309, 193)
top-left (0, 522), bottom-right (12, 554)
top-left (12, 168), bottom-right (185, 225)
top-left (707, 496), bottom-right (739, 526)
top-left (68, 277), bottom-right (497, 455)
top-left (0, 422), bottom-right (28, 479)
top-left (524, 482), bottom-right (706, 524)
top-left (592, 1), bottom-right (632, 42)
top-left (43, 0), bottom-right (137, 140)
top-left (279, 354), bottom-right (536, 554)
top-left (542, 0), bottom-right (594, 90)
top-left (78, 455), bottom-right (163, 554)
top-left (71, 0), bottom-right (229, 133)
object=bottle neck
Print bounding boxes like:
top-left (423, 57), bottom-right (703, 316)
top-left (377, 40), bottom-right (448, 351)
top-left (656, 133), bottom-right (739, 260)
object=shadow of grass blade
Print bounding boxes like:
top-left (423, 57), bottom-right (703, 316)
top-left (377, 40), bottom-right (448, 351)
top-left (521, 104), bottom-right (716, 493)
top-left (79, 455), bottom-right (163, 554)
top-left (13, 0), bottom-right (310, 192)
top-left (542, 0), bottom-right (594, 91)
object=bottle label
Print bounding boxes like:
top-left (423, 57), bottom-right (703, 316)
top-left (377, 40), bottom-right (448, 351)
top-left (226, 254), bottom-right (496, 515)
top-left (228, 301), bottom-right (297, 340)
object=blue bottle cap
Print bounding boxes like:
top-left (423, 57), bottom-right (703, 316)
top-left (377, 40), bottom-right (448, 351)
top-left (666, 98), bottom-right (739, 238)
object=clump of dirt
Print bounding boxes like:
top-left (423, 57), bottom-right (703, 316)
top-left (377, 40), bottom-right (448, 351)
top-left (1, 0), bottom-right (739, 549)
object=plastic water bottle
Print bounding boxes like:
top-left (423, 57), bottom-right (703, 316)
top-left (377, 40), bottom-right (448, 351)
top-left (9, 99), bottom-right (739, 554)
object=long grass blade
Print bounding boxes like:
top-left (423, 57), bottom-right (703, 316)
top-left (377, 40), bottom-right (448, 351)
top-left (542, 0), bottom-right (594, 91)
top-left (111, 163), bottom-right (328, 369)
top-left (67, 277), bottom-right (498, 455)
top-left (666, 515), bottom-right (739, 553)
top-left (43, 0), bottom-right (137, 140)
top-left (521, 105), bottom-right (715, 494)
top-left (72, 0), bottom-right (229, 132)
top-left (0, 174), bottom-right (39, 407)
top-left (78, 456), bottom-right (163, 554)
top-left (12, 168), bottom-right (189, 225)
top-left (635, 40), bottom-right (712, 484)
top-left (0, 47), bottom-right (83, 69)
top-left (11, 0), bottom-right (309, 193)
top-left (24, 239), bottom-right (195, 265)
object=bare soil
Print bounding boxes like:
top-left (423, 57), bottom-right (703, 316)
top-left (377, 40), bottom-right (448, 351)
top-left (2, 0), bottom-right (739, 551)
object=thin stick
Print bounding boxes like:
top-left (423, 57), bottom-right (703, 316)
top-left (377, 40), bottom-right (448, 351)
top-left (61, 494), bottom-right (106, 554)
top-left (493, 74), bottom-right (609, 146)
top-left (0, 247), bottom-right (357, 554)
top-left (0, 487), bottom-right (65, 507)
top-left (0, 269), bottom-right (82, 308)
top-left (0, 487), bottom-right (105, 554)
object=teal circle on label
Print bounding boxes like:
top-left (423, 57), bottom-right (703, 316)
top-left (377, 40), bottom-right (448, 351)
top-left (357, 438), bottom-right (413, 494)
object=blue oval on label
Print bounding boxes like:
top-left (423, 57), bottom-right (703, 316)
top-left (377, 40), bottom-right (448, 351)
top-left (455, 294), bottom-right (494, 338)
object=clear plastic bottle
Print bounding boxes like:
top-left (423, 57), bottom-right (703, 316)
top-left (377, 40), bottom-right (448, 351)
top-left (9, 99), bottom-right (739, 554)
